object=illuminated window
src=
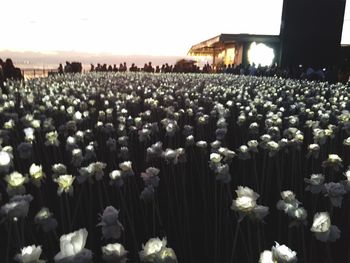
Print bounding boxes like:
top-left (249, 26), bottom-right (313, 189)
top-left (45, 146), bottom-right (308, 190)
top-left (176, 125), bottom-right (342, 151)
top-left (248, 42), bottom-right (275, 66)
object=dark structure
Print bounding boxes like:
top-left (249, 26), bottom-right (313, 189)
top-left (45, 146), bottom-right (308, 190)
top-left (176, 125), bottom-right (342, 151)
top-left (280, 0), bottom-right (346, 68)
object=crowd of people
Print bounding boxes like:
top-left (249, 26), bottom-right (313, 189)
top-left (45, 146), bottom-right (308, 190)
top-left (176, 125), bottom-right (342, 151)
top-left (88, 61), bottom-right (199, 73)
top-left (0, 56), bottom-right (348, 88)
top-left (83, 61), bottom-right (344, 83)
top-left (58, 61), bottom-right (83, 74)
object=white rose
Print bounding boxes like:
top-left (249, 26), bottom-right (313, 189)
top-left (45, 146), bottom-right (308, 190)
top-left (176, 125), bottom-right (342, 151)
top-left (311, 212), bottom-right (331, 233)
top-left (54, 228), bottom-right (88, 261)
top-left (0, 151), bottom-right (12, 172)
top-left (271, 242), bottom-right (297, 262)
top-left (24, 127), bottom-right (35, 142)
top-left (15, 245), bottom-right (43, 263)
top-left (236, 186), bottom-right (259, 200)
top-left (327, 154), bottom-right (342, 163)
top-left (29, 164), bottom-right (44, 180)
top-left (139, 237), bottom-right (167, 262)
top-left (281, 191), bottom-right (296, 203)
top-left (210, 153), bottom-right (222, 164)
top-left (102, 243), bottom-right (128, 263)
top-left (345, 169), bottom-right (350, 181)
top-left (259, 250), bottom-right (274, 263)
top-left (119, 161), bottom-right (132, 172)
top-left (154, 247), bottom-right (177, 263)
top-left (196, 141), bottom-right (207, 149)
top-left (110, 170), bottom-right (122, 180)
top-left (54, 175), bottom-right (75, 196)
top-left (6, 172), bottom-right (27, 187)
top-left (233, 196), bottom-right (257, 212)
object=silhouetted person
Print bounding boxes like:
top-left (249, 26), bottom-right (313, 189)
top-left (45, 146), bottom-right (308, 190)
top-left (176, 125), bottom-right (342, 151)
top-left (130, 63), bottom-right (138, 72)
top-left (3, 58), bottom-right (23, 81)
top-left (90, 64), bottom-right (95, 72)
top-left (58, 63), bottom-right (63, 74)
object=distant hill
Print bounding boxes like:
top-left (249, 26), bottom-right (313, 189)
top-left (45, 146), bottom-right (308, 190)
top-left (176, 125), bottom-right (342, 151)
top-left (0, 50), bottom-right (186, 69)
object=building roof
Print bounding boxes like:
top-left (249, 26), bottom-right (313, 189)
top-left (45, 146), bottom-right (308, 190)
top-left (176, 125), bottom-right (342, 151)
top-left (188, 33), bottom-right (280, 56)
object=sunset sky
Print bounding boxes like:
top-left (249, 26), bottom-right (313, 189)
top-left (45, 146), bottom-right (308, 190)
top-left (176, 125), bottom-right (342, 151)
top-left (1, 0), bottom-right (284, 56)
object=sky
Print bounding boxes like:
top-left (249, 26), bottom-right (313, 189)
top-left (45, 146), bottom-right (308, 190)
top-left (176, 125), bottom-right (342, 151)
top-left (1, 0), bottom-right (284, 56)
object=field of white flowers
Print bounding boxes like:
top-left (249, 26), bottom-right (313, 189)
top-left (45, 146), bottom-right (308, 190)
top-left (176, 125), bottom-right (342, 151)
top-left (0, 72), bottom-right (349, 262)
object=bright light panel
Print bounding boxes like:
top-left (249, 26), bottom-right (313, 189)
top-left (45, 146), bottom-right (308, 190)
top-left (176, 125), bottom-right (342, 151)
top-left (248, 42), bottom-right (275, 66)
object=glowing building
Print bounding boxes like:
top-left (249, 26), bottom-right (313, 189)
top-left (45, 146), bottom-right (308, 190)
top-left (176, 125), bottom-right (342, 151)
top-left (188, 34), bottom-right (280, 70)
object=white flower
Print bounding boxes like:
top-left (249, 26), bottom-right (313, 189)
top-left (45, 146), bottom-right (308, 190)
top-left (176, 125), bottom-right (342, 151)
top-left (266, 141), bottom-right (280, 157)
top-left (15, 245), bottom-right (43, 263)
top-left (29, 164), bottom-right (44, 180)
top-left (119, 161), bottom-right (134, 176)
top-left (236, 186), bottom-right (259, 199)
top-left (210, 140), bottom-right (221, 149)
top-left (259, 250), bottom-right (274, 263)
top-left (210, 153), bottom-right (222, 164)
top-left (311, 212), bottom-right (330, 233)
top-left (24, 127), bottom-right (35, 142)
top-left (231, 186), bottom-right (268, 221)
top-left (1, 194), bottom-right (33, 219)
top-left (54, 175), bottom-right (75, 196)
top-left (4, 119), bottom-right (15, 129)
top-left (238, 145), bottom-right (251, 160)
top-left (29, 164), bottom-right (45, 187)
top-left (323, 182), bottom-right (346, 207)
top-left (0, 150), bottom-right (12, 173)
top-left (139, 237), bottom-right (167, 262)
top-left (271, 242), bottom-right (297, 262)
top-left (102, 243), bottom-right (128, 263)
top-left (185, 135), bottom-right (195, 146)
top-left (45, 131), bottom-right (59, 146)
top-left (343, 137), bottom-right (350, 146)
top-left (5, 171), bottom-right (27, 196)
top-left (196, 141), bottom-right (207, 149)
top-left (34, 207), bottom-right (58, 233)
top-left (247, 140), bottom-right (259, 153)
top-left (54, 228), bottom-right (92, 262)
top-left (154, 247), bottom-right (178, 263)
top-left (71, 149), bottom-right (83, 167)
top-left (304, 174), bottom-right (325, 194)
top-left (218, 147), bottom-right (236, 162)
top-left (109, 170), bottom-right (124, 187)
top-left (162, 149), bottom-right (177, 163)
top-left (234, 195), bottom-right (257, 212)
top-left (306, 143), bottom-right (320, 158)
top-left (6, 171), bottom-right (27, 187)
top-left (311, 212), bottom-right (341, 242)
top-left (52, 164), bottom-right (67, 177)
top-left (345, 169), bottom-right (350, 181)
top-left (89, 162), bottom-right (106, 181)
top-left (277, 190), bottom-right (300, 213)
top-left (97, 206), bottom-right (124, 240)
top-left (322, 154), bottom-right (343, 171)
top-left (119, 161), bottom-right (132, 171)
top-left (292, 207), bottom-right (308, 222)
